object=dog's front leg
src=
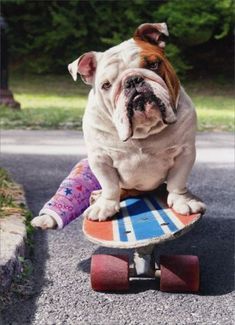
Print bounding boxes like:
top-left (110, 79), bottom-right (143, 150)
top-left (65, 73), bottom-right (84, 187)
top-left (83, 157), bottom-right (120, 221)
top-left (167, 146), bottom-right (206, 215)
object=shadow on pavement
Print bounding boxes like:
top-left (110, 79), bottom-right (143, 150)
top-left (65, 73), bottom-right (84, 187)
top-left (155, 217), bottom-right (234, 296)
top-left (0, 153), bottom-right (80, 325)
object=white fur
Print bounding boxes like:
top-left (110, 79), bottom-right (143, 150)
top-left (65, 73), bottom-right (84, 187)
top-left (32, 34), bottom-right (206, 229)
top-left (31, 214), bottom-right (56, 229)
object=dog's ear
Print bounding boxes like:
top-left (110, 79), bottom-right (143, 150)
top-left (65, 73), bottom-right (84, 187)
top-left (134, 23), bottom-right (169, 48)
top-left (68, 52), bottom-right (99, 85)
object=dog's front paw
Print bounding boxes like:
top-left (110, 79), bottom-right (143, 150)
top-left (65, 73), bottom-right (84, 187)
top-left (167, 191), bottom-right (206, 215)
top-left (31, 214), bottom-right (57, 229)
top-left (83, 197), bottom-right (120, 221)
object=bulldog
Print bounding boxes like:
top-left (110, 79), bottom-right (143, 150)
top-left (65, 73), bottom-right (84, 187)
top-left (32, 22), bottom-right (205, 229)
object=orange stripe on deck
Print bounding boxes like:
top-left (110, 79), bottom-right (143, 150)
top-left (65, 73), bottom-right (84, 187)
top-left (157, 196), bottom-right (200, 226)
top-left (83, 219), bottom-right (113, 241)
top-left (170, 209), bottom-right (199, 226)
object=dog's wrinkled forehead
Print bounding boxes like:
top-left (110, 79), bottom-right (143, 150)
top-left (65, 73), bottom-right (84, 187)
top-left (96, 39), bottom-right (140, 80)
top-left (68, 22), bottom-right (180, 108)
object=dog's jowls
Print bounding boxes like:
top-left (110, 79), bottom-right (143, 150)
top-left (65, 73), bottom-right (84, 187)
top-left (31, 22), bottom-right (206, 229)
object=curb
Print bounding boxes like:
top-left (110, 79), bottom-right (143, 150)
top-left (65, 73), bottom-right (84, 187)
top-left (0, 183), bottom-right (28, 292)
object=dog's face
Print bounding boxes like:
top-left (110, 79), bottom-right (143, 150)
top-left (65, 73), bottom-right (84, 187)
top-left (68, 23), bottom-right (180, 141)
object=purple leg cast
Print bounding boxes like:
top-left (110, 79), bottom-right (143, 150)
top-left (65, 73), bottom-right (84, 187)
top-left (39, 159), bottom-right (101, 229)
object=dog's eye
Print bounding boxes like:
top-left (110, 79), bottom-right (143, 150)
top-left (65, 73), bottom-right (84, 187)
top-left (148, 61), bottom-right (160, 70)
top-left (102, 81), bottom-right (111, 90)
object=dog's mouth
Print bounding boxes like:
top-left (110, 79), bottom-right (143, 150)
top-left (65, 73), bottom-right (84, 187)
top-left (127, 91), bottom-right (167, 120)
top-left (114, 73), bottom-right (177, 142)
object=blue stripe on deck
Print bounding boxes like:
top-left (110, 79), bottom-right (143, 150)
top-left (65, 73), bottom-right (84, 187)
top-left (117, 210), bottom-right (128, 242)
top-left (124, 198), bottom-right (164, 240)
top-left (148, 195), bottom-right (178, 232)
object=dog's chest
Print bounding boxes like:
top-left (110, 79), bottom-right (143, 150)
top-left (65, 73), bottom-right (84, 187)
top-left (110, 144), bottom-right (182, 190)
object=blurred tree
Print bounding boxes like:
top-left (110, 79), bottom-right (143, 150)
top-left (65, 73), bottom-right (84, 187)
top-left (155, 0), bottom-right (234, 76)
top-left (157, 0), bottom-right (233, 45)
top-left (1, 0), bottom-right (234, 77)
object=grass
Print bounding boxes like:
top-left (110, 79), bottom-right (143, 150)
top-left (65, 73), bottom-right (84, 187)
top-left (185, 79), bottom-right (234, 131)
top-left (0, 73), bottom-right (234, 131)
top-left (194, 96), bottom-right (234, 131)
top-left (0, 168), bottom-right (19, 217)
top-left (0, 168), bottom-right (34, 306)
top-left (0, 74), bottom-right (88, 129)
top-left (0, 167), bottom-right (34, 244)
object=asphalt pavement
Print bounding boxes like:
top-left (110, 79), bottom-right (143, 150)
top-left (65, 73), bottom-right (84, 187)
top-left (0, 130), bottom-right (234, 325)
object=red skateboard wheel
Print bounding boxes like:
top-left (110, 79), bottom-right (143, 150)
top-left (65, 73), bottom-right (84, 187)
top-left (160, 255), bottom-right (200, 293)
top-left (91, 254), bottom-right (129, 291)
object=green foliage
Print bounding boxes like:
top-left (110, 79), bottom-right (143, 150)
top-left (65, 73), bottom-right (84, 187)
top-left (16, 256), bottom-right (33, 280)
top-left (23, 209), bottom-right (34, 249)
top-left (0, 167), bottom-right (34, 245)
top-left (157, 0), bottom-right (234, 45)
top-left (0, 168), bottom-right (17, 217)
top-left (0, 168), bottom-right (11, 184)
top-left (164, 43), bottom-right (192, 76)
top-left (2, 0), bottom-right (233, 76)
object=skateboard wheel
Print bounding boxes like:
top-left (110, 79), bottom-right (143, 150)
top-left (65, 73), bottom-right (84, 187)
top-left (160, 255), bottom-right (200, 293)
top-left (91, 254), bottom-right (129, 292)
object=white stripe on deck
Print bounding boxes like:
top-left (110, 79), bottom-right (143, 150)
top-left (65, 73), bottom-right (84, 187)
top-left (112, 219), bottom-right (120, 241)
top-left (120, 200), bottom-right (136, 242)
top-left (144, 198), bottom-right (172, 235)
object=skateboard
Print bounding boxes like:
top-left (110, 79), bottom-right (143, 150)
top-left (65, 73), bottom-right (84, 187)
top-left (83, 185), bottom-right (202, 292)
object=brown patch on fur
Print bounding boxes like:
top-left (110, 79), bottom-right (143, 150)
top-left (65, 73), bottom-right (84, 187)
top-left (134, 38), bottom-right (180, 108)
top-left (89, 188), bottom-right (144, 206)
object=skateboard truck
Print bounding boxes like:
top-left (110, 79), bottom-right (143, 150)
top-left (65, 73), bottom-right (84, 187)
top-left (132, 245), bottom-right (156, 277)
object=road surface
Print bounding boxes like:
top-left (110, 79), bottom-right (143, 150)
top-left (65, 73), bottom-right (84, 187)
top-left (1, 130), bottom-right (234, 325)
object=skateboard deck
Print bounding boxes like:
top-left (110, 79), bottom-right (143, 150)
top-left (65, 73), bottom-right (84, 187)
top-left (83, 186), bottom-right (202, 249)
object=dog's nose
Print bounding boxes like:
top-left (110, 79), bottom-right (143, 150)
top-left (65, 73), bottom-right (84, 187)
top-left (124, 75), bottom-right (144, 89)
